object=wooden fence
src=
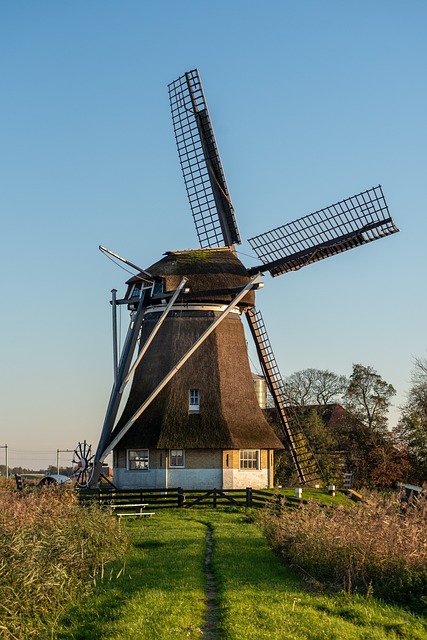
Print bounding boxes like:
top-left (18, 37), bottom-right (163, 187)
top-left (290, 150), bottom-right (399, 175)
top-left (77, 487), bottom-right (300, 510)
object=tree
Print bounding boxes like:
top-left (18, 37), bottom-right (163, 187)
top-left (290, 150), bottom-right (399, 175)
top-left (393, 356), bottom-right (427, 483)
top-left (409, 356), bottom-right (427, 415)
top-left (283, 368), bottom-right (347, 407)
top-left (413, 355), bottom-right (427, 382)
top-left (273, 368), bottom-right (346, 486)
top-left (274, 364), bottom-right (403, 489)
top-left (298, 409), bottom-right (341, 485)
top-left (365, 435), bottom-right (411, 488)
top-left (344, 364), bottom-right (396, 434)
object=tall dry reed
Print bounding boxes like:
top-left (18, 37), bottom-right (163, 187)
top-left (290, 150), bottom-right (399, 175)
top-left (0, 479), bottom-right (129, 639)
top-left (259, 494), bottom-right (427, 613)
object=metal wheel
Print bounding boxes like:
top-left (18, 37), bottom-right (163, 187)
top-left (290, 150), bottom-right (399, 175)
top-left (72, 441), bottom-right (95, 488)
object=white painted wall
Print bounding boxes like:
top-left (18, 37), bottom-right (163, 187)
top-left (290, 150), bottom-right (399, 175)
top-left (223, 468), bottom-right (270, 490)
top-left (167, 468), bottom-right (222, 490)
top-left (114, 467), bottom-right (166, 489)
top-left (114, 465), bottom-right (269, 490)
top-left (113, 466), bottom-right (222, 490)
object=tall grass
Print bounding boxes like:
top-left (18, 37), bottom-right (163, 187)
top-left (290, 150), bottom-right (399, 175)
top-left (0, 480), bottom-right (129, 639)
top-left (259, 494), bottom-right (427, 614)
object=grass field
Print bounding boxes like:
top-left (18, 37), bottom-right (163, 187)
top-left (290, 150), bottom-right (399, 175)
top-left (280, 487), bottom-right (352, 504)
top-left (52, 509), bottom-right (427, 640)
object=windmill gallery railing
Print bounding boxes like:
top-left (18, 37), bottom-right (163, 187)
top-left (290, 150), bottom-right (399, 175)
top-left (77, 487), bottom-right (305, 510)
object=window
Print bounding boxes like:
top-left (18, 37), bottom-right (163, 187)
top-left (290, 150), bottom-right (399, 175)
top-left (189, 389), bottom-right (200, 413)
top-left (128, 449), bottom-right (149, 470)
top-left (170, 449), bottom-right (185, 467)
top-left (130, 281), bottom-right (159, 299)
top-left (152, 281), bottom-right (164, 296)
top-left (239, 450), bottom-right (260, 470)
top-left (129, 284), bottom-right (142, 299)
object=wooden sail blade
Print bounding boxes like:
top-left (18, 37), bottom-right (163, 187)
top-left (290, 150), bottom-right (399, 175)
top-left (248, 185), bottom-right (399, 277)
top-left (168, 69), bottom-right (241, 248)
top-left (246, 306), bottom-right (323, 486)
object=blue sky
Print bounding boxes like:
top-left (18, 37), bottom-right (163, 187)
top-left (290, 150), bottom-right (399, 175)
top-left (1, 1), bottom-right (426, 469)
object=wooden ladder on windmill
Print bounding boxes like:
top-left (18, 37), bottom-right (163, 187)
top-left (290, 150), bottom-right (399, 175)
top-left (246, 307), bottom-right (323, 486)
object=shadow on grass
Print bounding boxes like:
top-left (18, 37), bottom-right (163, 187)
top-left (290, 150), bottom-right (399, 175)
top-left (132, 539), bottom-right (165, 550)
top-left (52, 519), bottom-right (205, 640)
top-left (55, 588), bottom-right (126, 640)
top-left (53, 555), bottom-right (153, 639)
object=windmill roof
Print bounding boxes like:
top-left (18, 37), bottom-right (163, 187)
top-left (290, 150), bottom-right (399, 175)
top-left (127, 248), bottom-right (256, 308)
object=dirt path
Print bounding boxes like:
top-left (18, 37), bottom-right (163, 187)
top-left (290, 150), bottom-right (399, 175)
top-left (202, 524), bottom-right (219, 639)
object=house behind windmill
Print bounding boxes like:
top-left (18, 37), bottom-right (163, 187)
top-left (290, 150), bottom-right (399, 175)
top-left (110, 248), bottom-right (283, 490)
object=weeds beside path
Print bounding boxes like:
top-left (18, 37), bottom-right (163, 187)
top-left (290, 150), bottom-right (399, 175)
top-left (0, 485), bottom-right (128, 640)
top-left (54, 509), bottom-right (427, 640)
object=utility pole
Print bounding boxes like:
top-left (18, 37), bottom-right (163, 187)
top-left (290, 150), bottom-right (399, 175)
top-left (56, 449), bottom-right (73, 475)
top-left (0, 445), bottom-right (8, 478)
top-left (111, 289), bottom-right (118, 382)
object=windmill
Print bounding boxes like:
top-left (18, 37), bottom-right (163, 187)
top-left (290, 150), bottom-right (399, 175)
top-left (83, 69), bottom-right (399, 489)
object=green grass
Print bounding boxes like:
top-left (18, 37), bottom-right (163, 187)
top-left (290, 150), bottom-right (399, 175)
top-left (52, 509), bottom-right (427, 640)
top-left (52, 512), bottom-right (207, 639)
top-left (278, 487), bottom-right (352, 507)
top-left (210, 509), bottom-right (427, 639)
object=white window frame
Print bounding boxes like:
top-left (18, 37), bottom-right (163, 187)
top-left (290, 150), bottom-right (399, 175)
top-left (189, 389), bottom-right (200, 414)
top-left (127, 449), bottom-right (149, 471)
top-left (169, 449), bottom-right (185, 468)
top-left (239, 449), bottom-right (260, 470)
top-left (130, 281), bottom-right (158, 299)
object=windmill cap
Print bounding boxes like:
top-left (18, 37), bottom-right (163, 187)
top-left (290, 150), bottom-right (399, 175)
top-left (130, 248), bottom-right (255, 308)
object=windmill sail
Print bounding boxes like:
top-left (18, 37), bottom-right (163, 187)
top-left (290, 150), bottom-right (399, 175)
top-left (246, 307), bottom-right (323, 485)
top-left (248, 185), bottom-right (399, 277)
top-left (168, 69), bottom-right (241, 248)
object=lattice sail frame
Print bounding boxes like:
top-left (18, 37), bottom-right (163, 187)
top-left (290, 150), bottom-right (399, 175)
top-left (168, 69), bottom-right (241, 248)
top-left (248, 185), bottom-right (399, 277)
top-left (246, 307), bottom-right (323, 485)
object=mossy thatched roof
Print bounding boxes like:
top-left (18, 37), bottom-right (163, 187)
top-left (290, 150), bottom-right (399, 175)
top-left (127, 248), bottom-right (255, 308)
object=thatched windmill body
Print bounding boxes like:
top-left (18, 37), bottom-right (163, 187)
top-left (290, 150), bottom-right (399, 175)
top-left (86, 69), bottom-right (399, 490)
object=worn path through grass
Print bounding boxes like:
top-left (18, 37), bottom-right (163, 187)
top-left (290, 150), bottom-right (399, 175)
top-left (53, 509), bottom-right (427, 640)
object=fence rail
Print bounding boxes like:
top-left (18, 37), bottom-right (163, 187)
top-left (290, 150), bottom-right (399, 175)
top-left (77, 487), bottom-right (294, 509)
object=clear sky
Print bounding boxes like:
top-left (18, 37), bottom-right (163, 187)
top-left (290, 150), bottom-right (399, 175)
top-left (1, 1), bottom-right (426, 470)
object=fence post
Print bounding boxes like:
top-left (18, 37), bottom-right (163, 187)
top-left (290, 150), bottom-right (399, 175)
top-left (246, 487), bottom-right (252, 508)
top-left (14, 474), bottom-right (23, 491)
top-left (178, 487), bottom-right (184, 508)
top-left (213, 488), bottom-right (217, 508)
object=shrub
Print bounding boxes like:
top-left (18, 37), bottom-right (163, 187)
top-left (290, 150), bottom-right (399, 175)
top-left (259, 494), bottom-right (427, 614)
top-left (0, 481), bottom-right (129, 639)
